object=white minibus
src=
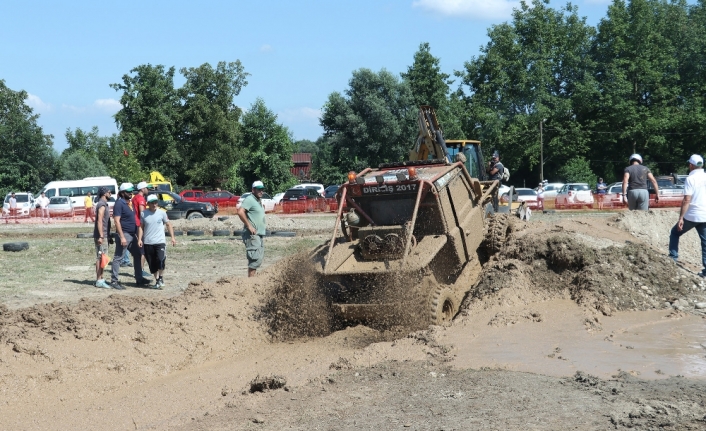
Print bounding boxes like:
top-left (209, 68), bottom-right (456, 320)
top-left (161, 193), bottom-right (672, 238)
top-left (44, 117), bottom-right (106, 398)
top-left (40, 177), bottom-right (118, 212)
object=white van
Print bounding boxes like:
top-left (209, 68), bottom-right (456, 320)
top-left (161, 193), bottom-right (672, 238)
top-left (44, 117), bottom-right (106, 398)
top-left (40, 177), bottom-right (119, 211)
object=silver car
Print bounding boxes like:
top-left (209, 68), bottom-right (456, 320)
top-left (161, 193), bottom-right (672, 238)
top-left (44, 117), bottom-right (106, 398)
top-left (47, 196), bottom-right (75, 217)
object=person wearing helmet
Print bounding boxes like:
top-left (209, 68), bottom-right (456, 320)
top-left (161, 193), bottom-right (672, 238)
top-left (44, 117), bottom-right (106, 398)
top-left (622, 153), bottom-right (659, 210)
top-left (669, 155), bottom-right (706, 276)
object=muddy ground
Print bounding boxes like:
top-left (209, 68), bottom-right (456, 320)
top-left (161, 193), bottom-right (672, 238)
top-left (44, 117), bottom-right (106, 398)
top-left (1, 209), bottom-right (706, 430)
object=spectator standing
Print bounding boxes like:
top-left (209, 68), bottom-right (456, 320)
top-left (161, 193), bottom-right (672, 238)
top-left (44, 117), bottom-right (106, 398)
top-left (487, 151), bottom-right (504, 210)
top-left (237, 180), bottom-right (267, 277)
top-left (669, 155), bottom-right (706, 276)
top-left (132, 181), bottom-right (151, 278)
top-left (110, 183), bottom-right (150, 290)
top-left (622, 154), bottom-right (659, 210)
top-left (36, 191), bottom-right (50, 223)
top-left (6, 192), bottom-right (18, 224)
top-left (137, 194), bottom-right (176, 289)
top-left (596, 178), bottom-right (607, 210)
top-left (93, 187), bottom-right (112, 288)
top-left (537, 181), bottom-right (545, 210)
top-left (84, 191), bottom-right (95, 223)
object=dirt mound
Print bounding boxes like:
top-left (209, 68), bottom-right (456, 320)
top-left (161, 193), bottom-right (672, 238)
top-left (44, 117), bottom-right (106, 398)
top-left (468, 231), bottom-right (695, 316)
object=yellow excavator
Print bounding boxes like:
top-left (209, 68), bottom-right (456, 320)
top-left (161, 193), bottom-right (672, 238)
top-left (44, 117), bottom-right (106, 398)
top-left (149, 171), bottom-right (174, 201)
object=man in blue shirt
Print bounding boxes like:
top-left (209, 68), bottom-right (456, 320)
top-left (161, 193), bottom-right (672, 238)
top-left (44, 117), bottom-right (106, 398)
top-left (110, 182), bottom-right (150, 290)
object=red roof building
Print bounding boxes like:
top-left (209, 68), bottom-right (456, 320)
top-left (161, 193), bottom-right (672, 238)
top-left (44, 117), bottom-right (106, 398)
top-left (291, 153), bottom-right (312, 180)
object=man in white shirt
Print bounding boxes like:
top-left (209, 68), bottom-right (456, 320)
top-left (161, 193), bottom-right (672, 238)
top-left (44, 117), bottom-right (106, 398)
top-left (6, 192), bottom-right (18, 224)
top-left (36, 192), bottom-right (51, 223)
top-left (669, 154), bottom-right (706, 276)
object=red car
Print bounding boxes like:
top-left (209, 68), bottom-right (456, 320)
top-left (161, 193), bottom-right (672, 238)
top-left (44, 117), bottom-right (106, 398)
top-left (201, 191), bottom-right (240, 209)
top-left (281, 187), bottom-right (328, 213)
top-left (179, 190), bottom-right (205, 201)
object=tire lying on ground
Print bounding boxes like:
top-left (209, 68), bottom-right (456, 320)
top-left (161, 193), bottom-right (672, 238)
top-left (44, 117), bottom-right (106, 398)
top-left (186, 230), bottom-right (204, 236)
top-left (168, 230), bottom-right (184, 236)
top-left (217, 216), bottom-right (230, 222)
top-left (76, 233), bottom-right (94, 238)
top-left (212, 230), bottom-right (231, 237)
top-left (233, 230), bottom-right (245, 236)
top-left (3, 242), bottom-right (29, 252)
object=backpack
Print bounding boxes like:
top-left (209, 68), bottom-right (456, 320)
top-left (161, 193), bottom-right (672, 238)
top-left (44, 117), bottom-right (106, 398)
top-left (501, 166), bottom-right (510, 182)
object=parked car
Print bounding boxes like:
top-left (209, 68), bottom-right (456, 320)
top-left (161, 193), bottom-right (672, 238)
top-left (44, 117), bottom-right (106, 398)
top-left (281, 187), bottom-right (328, 213)
top-left (147, 191), bottom-right (217, 220)
top-left (502, 188), bottom-right (542, 210)
top-left (2, 192), bottom-right (35, 217)
top-left (272, 192), bottom-right (285, 205)
top-left (539, 183), bottom-right (565, 200)
top-left (293, 183), bottom-right (325, 197)
top-left (555, 183), bottom-right (594, 209)
top-left (47, 196), bottom-right (75, 217)
top-left (236, 192), bottom-right (276, 212)
top-left (324, 185), bottom-right (340, 198)
top-left (201, 191), bottom-right (240, 209)
top-left (179, 190), bottom-right (205, 201)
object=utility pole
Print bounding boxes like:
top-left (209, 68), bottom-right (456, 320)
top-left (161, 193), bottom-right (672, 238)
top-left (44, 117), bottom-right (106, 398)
top-left (540, 119), bottom-right (544, 182)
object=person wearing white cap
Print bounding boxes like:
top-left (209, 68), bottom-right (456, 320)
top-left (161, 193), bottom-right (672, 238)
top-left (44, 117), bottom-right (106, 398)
top-left (132, 181), bottom-right (151, 277)
top-left (622, 153), bottom-right (659, 210)
top-left (669, 155), bottom-right (706, 276)
top-left (237, 180), bottom-right (267, 277)
top-left (137, 194), bottom-right (176, 289)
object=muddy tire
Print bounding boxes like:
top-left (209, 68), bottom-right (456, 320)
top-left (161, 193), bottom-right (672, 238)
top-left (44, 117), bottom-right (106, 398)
top-left (483, 214), bottom-right (511, 256)
top-left (217, 216), bottom-right (229, 221)
top-left (170, 230), bottom-right (184, 236)
top-left (187, 230), bottom-right (204, 236)
top-left (429, 287), bottom-right (458, 326)
top-left (212, 230), bottom-right (230, 236)
top-left (76, 233), bottom-right (93, 239)
top-left (270, 231), bottom-right (296, 237)
top-left (3, 242), bottom-right (29, 252)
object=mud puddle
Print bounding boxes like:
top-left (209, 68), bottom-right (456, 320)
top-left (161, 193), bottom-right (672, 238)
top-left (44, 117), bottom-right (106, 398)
top-left (445, 298), bottom-right (706, 379)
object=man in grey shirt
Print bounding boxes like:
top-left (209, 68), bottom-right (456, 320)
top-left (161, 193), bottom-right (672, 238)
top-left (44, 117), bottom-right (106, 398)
top-left (622, 153), bottom-right (659, 210)
top-left (137, 194), bottom-right (176, 289)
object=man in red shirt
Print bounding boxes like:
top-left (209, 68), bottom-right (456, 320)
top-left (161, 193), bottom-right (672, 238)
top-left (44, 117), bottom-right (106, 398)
top-left (133, 181), bottom-right (151, 277)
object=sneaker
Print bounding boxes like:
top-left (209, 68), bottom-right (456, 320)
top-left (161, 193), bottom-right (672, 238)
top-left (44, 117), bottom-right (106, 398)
top-left (698, 270), bottom-right (706, 278)
top-left (110, 281), bottom-right (126, 290)
top-left (142, 270), bottom-right (152, 278)
top-left (149, 282), bottom-right (163, 290)
top-left (120, 262), bottom-right (133, 268)
top-left (157, 277), bottom-right (165, 288)
top-left (95, 279), bottom-right (111, 289)
top-left (135, 278), bottom-right (152, 286)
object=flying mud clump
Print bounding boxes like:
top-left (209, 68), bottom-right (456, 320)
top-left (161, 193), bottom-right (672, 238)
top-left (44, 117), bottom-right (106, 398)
top-left (468, 232), bottom-right (690, 316)
top-left (258, 253), bottom-right (334, 339)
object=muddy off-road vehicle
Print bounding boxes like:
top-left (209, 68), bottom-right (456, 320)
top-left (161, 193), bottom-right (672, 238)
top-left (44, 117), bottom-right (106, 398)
top-left (313, 106), bottom-right (505, 328)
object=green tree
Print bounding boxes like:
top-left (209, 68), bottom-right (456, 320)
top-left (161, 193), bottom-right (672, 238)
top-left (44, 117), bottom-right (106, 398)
top-left (461, 0), bottom-right (596, 183)
top-left (311, 136), bottom-right (347, 186)
top-left (111, 65), bottom-right (182, 180)
top-left (58, 152), bottom-right (108, 180)
top-left (178, 61), bottom-right (249, 187)
top-left (232, 98), bottom-right (296, 194)
top-left (295, 139), bottom-right (319, 155)
top-left (401, 42), bottom-right (464, 139)
top-left (557, 156), bottom-right (595, 184)
top-left (0, 80), bottom-right (56, 196)
top-left (320, 68), bottom-right (417, 174)
top-left (590, 0), bottom-right (683, 177)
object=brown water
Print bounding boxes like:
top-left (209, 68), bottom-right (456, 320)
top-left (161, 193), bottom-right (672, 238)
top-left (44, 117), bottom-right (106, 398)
top-left (445, 299), bottom-right (706, 379)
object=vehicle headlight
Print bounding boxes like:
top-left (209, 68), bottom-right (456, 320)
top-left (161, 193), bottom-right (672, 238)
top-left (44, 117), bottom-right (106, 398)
top-left (206, 204), bottom-right (212, 210)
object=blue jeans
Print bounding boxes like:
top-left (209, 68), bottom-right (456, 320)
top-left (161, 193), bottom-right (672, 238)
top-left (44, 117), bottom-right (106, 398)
top-left (669, 218), bottom-right (706, 269)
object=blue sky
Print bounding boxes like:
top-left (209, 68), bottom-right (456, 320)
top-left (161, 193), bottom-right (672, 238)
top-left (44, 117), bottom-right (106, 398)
top-left (1, 0), bottom-right (612, 153)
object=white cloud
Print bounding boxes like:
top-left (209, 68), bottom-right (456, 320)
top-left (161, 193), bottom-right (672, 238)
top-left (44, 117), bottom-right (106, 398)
top-left (278, 107), bottom-right (321, 124)
top-left (26, 93), bottom-right (52, 112)
top-left (260, 44), bottom-right (273, 52)
top-left (93, 98), bottom-right (122, 113)
top-left (412, 0), bottom-right (518, 21)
